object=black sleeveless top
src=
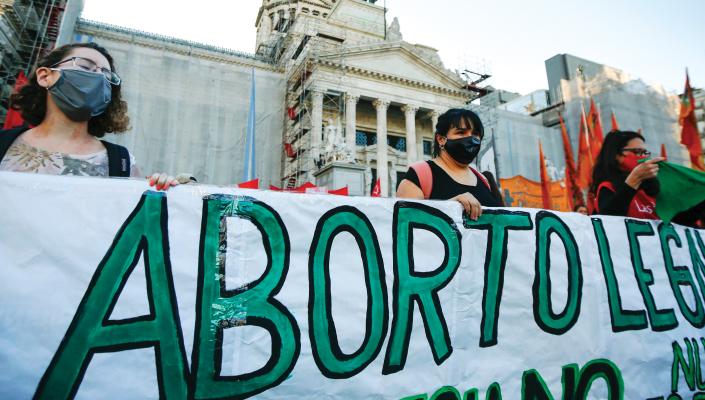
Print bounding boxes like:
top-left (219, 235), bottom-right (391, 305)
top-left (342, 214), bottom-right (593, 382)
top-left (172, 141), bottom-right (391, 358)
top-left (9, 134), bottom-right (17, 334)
top-left (403, 160), bottom-right (502, 206)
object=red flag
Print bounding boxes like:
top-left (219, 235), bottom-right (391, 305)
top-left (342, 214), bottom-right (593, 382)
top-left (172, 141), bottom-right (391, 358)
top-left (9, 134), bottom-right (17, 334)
top-left (539, 141), bottom-right (552, 210)
top-left (293, 182), bottom-right (318, 193)
top-left (576, 108), bottom-right (594, 190)
top-left (284, 143), bottom-right (296, 158)
top-left (587, 99), bottom-right (604, 160)
top-left (660, 144), bottom-right (668, 161)
top-left (679, 71), bottom-right (704, 171)
top-left (371, 178), bottom-right (381, 197)
top-left (2, 71), bottom-right (28, 129)
top-left (328, 187), bottom-right (349, 196)
top-left (238, 178), bottom-right (259, 189)
top-left (287, 107), bottom-right (297, 121)
top-left (269, 182), bottom-right (321, 193)
top-left (558, 113), bottom-right (582, 208)
top-left (610, 111), bottom-right (619, 132)
top-left (564, 167), bottom-right (573, 211)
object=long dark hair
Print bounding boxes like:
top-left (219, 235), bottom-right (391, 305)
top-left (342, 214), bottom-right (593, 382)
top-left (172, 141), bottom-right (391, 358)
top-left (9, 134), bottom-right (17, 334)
top-left (433, 108), bottom-right (484, 157)
top-left (8, 42), bottom-right (129, 137)
top-left (590, 130), bottom-right (644, 194)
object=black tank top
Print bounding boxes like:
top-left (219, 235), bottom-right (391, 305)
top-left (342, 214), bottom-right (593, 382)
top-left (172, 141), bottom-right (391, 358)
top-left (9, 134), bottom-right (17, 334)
top-left (403, 160), bottom-right (502, 206)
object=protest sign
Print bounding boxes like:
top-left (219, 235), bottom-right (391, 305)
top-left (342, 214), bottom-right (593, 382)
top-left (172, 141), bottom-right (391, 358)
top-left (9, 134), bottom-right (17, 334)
top-left (1, 172), bottom-right (705, 399)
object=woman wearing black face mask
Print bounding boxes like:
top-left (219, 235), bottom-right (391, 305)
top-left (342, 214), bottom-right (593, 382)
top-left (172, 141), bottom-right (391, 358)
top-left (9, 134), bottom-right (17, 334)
top-left (591, 130), bottom-right (705, 226)
top-left (0, 42), bottom-right (189, 189)
top-left (397, 108), bottom-right (502, 220)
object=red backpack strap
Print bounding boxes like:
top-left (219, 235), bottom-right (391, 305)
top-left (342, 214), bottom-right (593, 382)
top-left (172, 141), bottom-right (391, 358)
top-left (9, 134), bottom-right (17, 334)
top-left (469, 166), bottom-right (491, 190)
top-left (594, 181), bottom-right (615, 213)
top-left (410, 161), bottom-right (433, 199)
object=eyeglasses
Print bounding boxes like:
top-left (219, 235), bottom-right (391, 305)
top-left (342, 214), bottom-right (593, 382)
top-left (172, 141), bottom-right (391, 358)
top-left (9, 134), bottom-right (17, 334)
top-left (50, 56), bottom-right (121, 85)
top-left (622, 148), bottom-right (651, 157)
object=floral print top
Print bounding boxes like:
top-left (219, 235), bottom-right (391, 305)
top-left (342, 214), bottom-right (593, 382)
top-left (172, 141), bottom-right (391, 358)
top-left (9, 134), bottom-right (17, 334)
top-left (0, 136), bottom-right (139, 177)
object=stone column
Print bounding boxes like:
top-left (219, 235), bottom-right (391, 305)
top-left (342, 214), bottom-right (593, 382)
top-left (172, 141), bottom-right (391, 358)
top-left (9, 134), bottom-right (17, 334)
top-left (373, 99), bottom-right (390, 197)
top-left (390, 167), bottom-right (398, 197)
top-left (344, 93), bottom-right (359, 156)
top-left (310, 89), bottom-right (324, 165)
top-left (402, 105), bottom-right (418, 164)
top-left (428, 110), bottom-right (441, 158)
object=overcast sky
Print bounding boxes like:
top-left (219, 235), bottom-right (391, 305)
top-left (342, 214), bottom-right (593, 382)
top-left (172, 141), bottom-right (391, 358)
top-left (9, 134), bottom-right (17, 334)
top-left (81, 0), bottom-right (705, 95)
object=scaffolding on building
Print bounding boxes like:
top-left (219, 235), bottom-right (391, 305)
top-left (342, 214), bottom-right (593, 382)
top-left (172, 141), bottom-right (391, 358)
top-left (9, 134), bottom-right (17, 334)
top-left (280, 44), bottom-right (351, 188)
top-left (282, 55), bottom-right (316, 189)
top-left (0, 0), bottom-right (66, 122)
top-left (278, 19), bottom-right (356, 187)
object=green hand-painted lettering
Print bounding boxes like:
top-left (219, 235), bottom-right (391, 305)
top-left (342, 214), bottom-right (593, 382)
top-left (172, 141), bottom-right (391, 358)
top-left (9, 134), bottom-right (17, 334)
top-left (626, 219), bottom-right (678, 331)
top-left (384, 202), bottom-right (462, 374)
top-left (521, 369), bottom-right (555, 400)
top-left (463, 210), bottom-right (533, 347)
top-left (34, 192), bottom-right (189, 400)
top-left (659, 224), bottom-right (705, 328)
top-left (563, 359), bottom-right (624, 400)
top-left (308, 206), bottom-right (388, 378)
top-left (591, 218), bottom-right (648, 332)
top-left (672, 339), bottom-right (697, 393)
top-left (687, 230), bottom-right (705, 311)
top-left (430, 386), bottom-right (462, 400)
top-left (533, 211), bottom-right (582, 335)
top-left (191, 195), bottom-right (300, 399)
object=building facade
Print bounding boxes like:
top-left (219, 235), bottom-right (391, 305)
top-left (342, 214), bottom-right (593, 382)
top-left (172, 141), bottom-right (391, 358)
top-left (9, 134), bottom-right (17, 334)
top-left (547, 55), bottom-right (688, 167)
top-left (255, 0), bottom-right (473, 195)
top-left (66, 0), bottom-right (473, 194)
top-left (54, 2), bottom-right (698, 197)
top-left (73, 20), bottom-right (286, 188)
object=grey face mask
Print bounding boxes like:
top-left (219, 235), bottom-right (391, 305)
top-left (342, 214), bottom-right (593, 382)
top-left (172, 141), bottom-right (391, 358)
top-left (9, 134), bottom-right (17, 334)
top-left (48, 69), bottom-right (112, 121)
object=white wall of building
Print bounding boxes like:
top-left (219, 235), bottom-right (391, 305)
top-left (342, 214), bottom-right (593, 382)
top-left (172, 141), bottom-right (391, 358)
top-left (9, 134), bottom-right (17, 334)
top-left (75, 21), bottom-right (286, 186)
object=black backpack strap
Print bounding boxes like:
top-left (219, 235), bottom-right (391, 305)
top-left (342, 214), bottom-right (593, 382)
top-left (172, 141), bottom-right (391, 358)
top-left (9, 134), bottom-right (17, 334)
top-left (0, 126), bottom-right (30, 162)
top-left (101, 140), bottom-right (131, 177)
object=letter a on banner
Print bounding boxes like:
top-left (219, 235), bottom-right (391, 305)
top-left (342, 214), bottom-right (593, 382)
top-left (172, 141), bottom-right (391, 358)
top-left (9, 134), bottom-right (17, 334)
top-left (34, 192), bottom-right (189, 399)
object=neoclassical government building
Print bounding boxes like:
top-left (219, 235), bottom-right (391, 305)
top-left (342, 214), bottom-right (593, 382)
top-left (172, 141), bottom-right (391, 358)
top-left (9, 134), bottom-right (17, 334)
top-left (72, 0), bottom-right (474, 195)
top-left (69, 0), bottom-right (688, 197)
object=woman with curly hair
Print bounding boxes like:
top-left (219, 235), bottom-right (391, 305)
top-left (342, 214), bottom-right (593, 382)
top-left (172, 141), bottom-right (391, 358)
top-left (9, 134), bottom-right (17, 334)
top-left (0, 42), bottom-right (183, 189)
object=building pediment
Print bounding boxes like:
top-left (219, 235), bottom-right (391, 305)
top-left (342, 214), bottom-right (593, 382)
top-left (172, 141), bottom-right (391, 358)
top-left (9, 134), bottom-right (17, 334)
top-left (317, 42), bottom-right (467, 91)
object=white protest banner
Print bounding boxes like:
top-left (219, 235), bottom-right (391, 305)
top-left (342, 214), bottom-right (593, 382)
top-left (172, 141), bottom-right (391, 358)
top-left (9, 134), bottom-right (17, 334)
top-left (2, 171), bottom-right (705, 399)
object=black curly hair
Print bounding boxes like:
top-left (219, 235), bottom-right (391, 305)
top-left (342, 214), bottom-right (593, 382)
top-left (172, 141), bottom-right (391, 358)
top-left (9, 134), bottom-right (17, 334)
top-left (8, 42), bottom-right (129, 137)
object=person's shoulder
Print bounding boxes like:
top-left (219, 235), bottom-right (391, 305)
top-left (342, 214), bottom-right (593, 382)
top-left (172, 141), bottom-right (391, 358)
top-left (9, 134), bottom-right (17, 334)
top-left (0, 126), bottom-right (30, 156)
top-left (426, 159), bottom-right (444, 174)
top-left (0, 126), bottom-right (30, 139)
top-left (596, 180), bottom-right (616, 192)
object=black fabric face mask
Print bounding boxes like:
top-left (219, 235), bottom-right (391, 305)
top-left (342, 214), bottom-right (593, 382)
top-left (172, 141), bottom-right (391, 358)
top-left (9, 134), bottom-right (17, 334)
top-left (444, 136), bottom-right (481, 165)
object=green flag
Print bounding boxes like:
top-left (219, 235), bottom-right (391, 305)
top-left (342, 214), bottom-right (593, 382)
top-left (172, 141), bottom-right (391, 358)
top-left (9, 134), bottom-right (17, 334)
top-left (656, 161), bottom-right (705, 223)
